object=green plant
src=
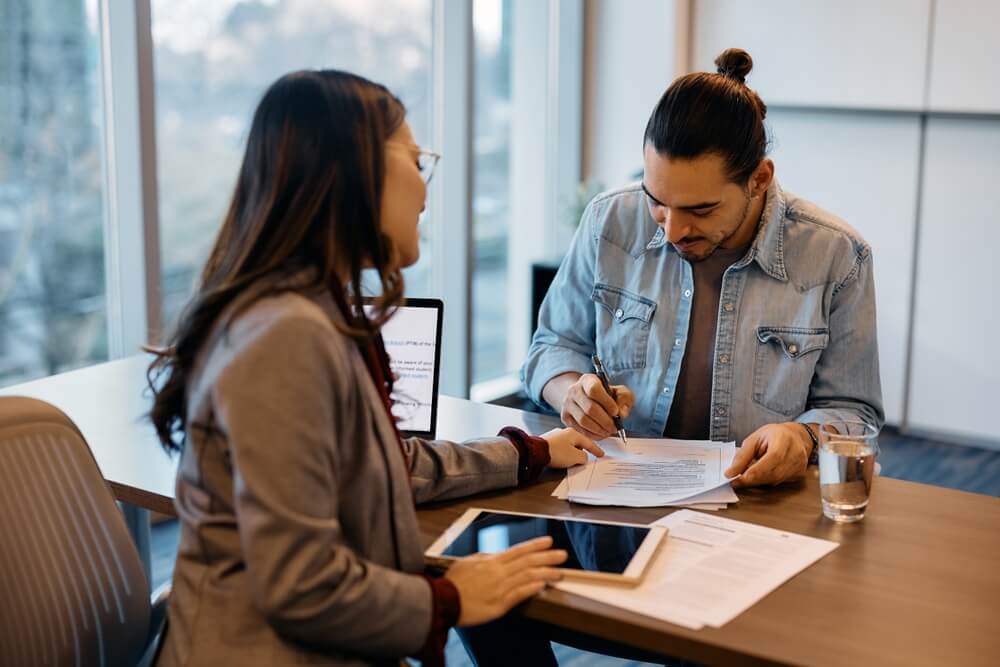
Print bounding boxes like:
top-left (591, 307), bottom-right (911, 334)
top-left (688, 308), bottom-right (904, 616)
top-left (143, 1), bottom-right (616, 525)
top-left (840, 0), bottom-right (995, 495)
top-left (563, 179), bottom-right (606, 228)
top-left (563, 168), bottom-right (643, 228)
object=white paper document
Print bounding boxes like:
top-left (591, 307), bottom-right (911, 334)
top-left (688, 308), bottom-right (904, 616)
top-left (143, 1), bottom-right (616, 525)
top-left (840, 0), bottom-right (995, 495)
top-left (552, 475), bottom-right (733, 510)
top-left (554, 509), bottom-right (839, 629)
top-left (553, 438), bottom-right (739, 508)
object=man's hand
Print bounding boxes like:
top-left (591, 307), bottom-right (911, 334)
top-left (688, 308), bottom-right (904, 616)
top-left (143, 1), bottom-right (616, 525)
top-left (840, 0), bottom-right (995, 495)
top-left (725, 422), bottom-right (812, 488)
top-left (544, 373), bottom-right (634, 440)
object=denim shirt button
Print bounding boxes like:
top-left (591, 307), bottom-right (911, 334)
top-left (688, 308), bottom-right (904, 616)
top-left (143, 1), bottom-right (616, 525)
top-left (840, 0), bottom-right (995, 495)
top-left (719, 354), bottom-right (730, 364)
top-left (662, 387), bottom-right (670, 394)
top-left (615, 308), bottom-right (624, 320)
top-left (683, 289), bottom-right (692, 298)
top-left (723, 302), bottom-right (734, 312)
top-left (788, 344), bottom-right (799, 354)
top-left (674, 338), bottom-right (682, 347)
top-left (715, 406), bottom-right (726, 415)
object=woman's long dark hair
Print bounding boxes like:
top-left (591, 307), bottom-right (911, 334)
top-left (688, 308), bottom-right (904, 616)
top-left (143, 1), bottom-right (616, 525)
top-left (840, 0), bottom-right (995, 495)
top-left (148, 70), bottom-right (407, 454)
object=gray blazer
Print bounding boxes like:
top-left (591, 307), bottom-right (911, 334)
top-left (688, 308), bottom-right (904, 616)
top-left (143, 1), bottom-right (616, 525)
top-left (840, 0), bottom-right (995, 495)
top-left (156, 288), bottom-right (522, 666)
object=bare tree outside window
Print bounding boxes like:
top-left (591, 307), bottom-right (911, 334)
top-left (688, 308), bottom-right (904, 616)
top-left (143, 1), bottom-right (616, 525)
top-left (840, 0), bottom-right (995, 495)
top-left (0, 0), bottom-right (108, 387)
top-left (153, 0), bottom-right (434, 335)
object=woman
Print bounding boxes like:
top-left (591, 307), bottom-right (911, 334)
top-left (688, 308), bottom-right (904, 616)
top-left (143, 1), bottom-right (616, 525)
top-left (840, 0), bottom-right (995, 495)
top-left (148, 70), bottom-right (602, 666)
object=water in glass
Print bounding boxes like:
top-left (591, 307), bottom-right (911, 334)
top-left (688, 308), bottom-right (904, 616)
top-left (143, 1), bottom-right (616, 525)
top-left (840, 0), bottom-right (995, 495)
top-left (818, 421), bottom-right (878, 522)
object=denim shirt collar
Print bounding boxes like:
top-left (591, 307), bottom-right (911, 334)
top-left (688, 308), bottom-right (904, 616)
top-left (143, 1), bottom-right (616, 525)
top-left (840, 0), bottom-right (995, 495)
top-left (644, 178), bottom-right (788, 282)
top-left (741, 178), bottom-right (788, 281)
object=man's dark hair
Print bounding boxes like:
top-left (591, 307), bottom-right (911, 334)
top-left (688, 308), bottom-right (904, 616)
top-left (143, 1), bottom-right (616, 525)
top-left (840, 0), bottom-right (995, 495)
top-left (644, 48), bottom-right (770, 183)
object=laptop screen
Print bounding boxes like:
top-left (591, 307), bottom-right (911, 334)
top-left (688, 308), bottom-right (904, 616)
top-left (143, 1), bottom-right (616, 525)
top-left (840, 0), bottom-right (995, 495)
top-left (364, 298), bottom-right (443, 438)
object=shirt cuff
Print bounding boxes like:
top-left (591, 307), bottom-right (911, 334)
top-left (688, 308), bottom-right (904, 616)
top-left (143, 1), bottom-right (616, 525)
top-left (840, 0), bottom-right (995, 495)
top-left (522, 351), bottom-right (592, 407)
top-left (499, 426), bottom-right (551, 485)
top-left (414, 576), bottom-right (461, 667)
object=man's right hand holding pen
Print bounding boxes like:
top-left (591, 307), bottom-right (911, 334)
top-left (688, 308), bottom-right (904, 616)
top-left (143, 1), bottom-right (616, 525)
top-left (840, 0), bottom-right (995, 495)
top-left (542, 371), bottom-right (636, 441)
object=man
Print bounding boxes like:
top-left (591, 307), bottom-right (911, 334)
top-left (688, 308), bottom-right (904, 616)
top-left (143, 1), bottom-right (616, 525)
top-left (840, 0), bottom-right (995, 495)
top-left (521, 49), bottom-right (884, 488)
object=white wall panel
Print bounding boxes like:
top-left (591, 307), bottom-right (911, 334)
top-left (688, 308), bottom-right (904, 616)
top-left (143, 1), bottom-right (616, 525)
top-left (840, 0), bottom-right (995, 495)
top-left (927, 0), bottom-right (1000, 112)
top-left (583, 0), bottom-right (677, 188)
top-left (909, 118), bottom-right (1000, 446)
top-left (692, 0), bottom-right (932, 110)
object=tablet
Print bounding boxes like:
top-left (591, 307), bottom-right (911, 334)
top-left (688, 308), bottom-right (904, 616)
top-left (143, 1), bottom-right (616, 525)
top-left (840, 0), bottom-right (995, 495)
top-left (425, 508), bottom-right (667, 585)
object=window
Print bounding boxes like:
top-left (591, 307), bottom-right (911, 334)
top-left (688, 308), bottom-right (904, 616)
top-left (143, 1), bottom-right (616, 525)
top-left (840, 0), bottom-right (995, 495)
top-left (0, 0), bottom-right (109, 386)
top-left (0, 0), bottom-right (582, 400)
top-left (152, 0), bottom-right (434, 331)
top-left (471, 0), bottom-right (512, 385)
top-left (469, 0), bottom-right (582, 399)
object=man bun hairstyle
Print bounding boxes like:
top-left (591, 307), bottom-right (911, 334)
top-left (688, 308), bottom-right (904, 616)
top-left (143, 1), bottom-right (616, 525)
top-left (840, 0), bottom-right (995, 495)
top-left (644, 47), bottom-right (769, 184)
top-left (714, 47), bottom-right (754, 84)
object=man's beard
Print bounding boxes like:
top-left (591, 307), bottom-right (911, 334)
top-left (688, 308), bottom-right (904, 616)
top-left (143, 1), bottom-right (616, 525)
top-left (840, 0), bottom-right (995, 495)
top-left (677, 192), bottom-right (753, 263)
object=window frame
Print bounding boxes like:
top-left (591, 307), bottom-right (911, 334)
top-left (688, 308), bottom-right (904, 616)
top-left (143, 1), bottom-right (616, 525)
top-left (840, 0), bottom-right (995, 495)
top-left (98, 0), bottom-right (162, 359)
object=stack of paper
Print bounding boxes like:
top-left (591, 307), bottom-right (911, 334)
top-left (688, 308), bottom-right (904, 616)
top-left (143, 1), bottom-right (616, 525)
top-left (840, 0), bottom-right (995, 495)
top-left (553, 437), bottom-right (739, 509)
top-left (554, 509), bottom-right (839, 630)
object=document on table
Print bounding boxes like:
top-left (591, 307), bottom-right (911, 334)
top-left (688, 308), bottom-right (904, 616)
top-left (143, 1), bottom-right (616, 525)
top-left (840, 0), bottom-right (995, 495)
top-left (552, 472), bottom-right (733, 510)
top-left (552, 438), bottom-right (739, 508)
top-left (554, 509), bottom-right (839, 629)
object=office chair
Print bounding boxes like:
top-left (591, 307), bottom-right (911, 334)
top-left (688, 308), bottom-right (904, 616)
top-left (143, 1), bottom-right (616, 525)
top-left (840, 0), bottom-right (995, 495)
top-left (0, 396), bottom-right (168, 667)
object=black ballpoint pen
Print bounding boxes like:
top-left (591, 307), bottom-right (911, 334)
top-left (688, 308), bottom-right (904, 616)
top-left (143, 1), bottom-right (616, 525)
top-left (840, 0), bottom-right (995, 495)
top-left (591, 354), bottom-right (629, 448)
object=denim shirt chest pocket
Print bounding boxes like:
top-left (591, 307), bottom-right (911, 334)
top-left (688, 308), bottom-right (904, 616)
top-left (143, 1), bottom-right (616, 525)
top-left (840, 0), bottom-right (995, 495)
top-left (753, 326), bottom-right (829, 416)
top-left (591, 284), bottom-right (656, 371)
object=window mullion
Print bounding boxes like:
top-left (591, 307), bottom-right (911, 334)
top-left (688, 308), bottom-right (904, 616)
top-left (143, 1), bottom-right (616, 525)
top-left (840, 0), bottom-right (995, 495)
top-left (431, 0), bottom-right (474, 397)
top-left (97, 0), bottom-right (161, 359)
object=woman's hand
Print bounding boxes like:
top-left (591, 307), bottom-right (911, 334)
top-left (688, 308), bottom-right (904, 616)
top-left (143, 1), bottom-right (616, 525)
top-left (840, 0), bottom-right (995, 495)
top-left (541, 427), bottom-right (604, 468)
top-left (445, 536), bottom-right (567, 626)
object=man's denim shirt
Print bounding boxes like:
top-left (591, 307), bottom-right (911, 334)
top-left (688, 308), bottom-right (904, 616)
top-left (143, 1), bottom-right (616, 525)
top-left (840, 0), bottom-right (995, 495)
top-left (521, 179), bottom-right (885, 441)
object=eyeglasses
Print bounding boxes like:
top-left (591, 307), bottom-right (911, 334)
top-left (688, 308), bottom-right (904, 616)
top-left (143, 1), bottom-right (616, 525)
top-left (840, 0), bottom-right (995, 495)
top-left (388, 141), bottom-right (441, 184)
top-left (416, 148), bottom-right (441, 184)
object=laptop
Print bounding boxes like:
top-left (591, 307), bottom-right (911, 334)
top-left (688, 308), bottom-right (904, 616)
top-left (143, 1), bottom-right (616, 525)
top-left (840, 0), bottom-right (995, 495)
top-left (363, 297), bottom-right (444, 439)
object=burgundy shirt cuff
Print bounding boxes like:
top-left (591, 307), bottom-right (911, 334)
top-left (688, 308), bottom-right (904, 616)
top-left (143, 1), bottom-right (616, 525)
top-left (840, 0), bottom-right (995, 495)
top-left (414, 575), bottom-right (460, 666)
top-left (499, 426), bottom-right (551, 485)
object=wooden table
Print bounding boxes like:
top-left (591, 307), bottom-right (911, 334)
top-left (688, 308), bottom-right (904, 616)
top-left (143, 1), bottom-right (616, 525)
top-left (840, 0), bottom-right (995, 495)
top-left (3, 355), bottom-right (999, 666)
top-left (420, 468), bottom-right (1000, 666)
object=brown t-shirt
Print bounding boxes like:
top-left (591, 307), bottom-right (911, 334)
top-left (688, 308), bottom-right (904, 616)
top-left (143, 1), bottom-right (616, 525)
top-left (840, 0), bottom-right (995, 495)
top-left (664, 244), bottom-right (749, 440)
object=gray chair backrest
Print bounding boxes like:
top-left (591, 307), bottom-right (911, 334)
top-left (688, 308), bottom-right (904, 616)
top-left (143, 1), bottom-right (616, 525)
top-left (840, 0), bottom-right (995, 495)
top-left (0, 396), bottom-right (151, 667)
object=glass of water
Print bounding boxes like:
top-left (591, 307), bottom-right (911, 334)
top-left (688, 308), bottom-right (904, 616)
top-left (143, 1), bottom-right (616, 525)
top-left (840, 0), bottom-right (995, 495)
top-left (818, 420), bottom-right (879, 523)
